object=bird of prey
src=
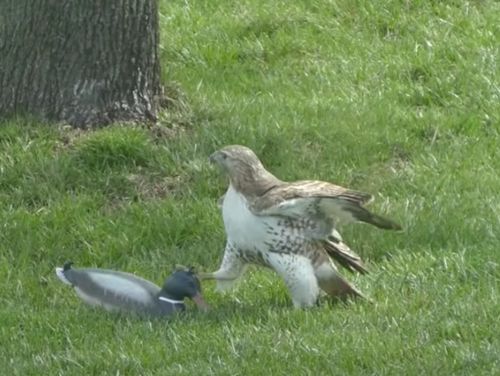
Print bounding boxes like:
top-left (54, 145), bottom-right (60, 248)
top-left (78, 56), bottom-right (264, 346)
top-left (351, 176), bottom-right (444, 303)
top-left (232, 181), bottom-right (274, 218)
top-left (200, 145), bottom-right (401, 308)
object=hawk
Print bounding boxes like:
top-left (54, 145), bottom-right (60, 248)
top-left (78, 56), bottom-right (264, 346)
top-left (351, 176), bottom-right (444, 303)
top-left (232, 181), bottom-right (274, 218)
top-left (200, 145), bottom-right (401, 307)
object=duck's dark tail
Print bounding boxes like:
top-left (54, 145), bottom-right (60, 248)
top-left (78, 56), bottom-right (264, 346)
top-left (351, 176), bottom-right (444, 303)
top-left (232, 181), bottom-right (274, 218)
top-left (56, 261), bottom-right (74, 286)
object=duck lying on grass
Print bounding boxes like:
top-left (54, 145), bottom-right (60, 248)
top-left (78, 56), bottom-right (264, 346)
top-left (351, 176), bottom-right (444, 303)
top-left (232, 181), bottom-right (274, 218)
top-left (55, 262), bottom-right (209, 316)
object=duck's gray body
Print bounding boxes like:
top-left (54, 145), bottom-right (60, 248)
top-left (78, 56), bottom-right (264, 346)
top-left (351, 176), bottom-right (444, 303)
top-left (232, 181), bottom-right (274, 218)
top-left (56, 263), bottom-right (196, 316)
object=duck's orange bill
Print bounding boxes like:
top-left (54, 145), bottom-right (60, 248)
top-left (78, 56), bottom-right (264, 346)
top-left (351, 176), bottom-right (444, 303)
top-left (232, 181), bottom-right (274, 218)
top-left (192, 292), bottom-right (209, 311)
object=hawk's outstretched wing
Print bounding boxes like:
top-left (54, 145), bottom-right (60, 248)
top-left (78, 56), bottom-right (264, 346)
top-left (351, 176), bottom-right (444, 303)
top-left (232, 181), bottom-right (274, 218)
top-left (249, 180), bottom-right (401, 230)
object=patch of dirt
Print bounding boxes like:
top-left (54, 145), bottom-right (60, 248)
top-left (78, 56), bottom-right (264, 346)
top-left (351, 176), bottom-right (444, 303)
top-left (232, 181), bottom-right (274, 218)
top-left (100, 173), bottom-right (186, 215)
top-left (52, 81), bottom-right (195, 149)
top-left (54, 125), bottom-right (88, 151)
top-left (126, 173), bottom-right (184, 200)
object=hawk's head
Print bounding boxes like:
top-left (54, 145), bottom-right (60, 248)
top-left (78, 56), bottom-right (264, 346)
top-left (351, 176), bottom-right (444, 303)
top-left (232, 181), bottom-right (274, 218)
top-left (209, 145), bottom-right (262, 175)
top-left (210, 145), bottom-right (281, 194)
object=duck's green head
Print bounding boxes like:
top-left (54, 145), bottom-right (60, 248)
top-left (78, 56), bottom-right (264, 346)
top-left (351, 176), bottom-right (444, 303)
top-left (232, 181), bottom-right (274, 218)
top-left (161, 268), bottom-right (208, 310)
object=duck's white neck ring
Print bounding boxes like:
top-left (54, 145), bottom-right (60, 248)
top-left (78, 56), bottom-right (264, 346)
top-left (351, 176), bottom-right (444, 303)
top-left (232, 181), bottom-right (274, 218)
top-left (158, 296), bottom-right (184, 305)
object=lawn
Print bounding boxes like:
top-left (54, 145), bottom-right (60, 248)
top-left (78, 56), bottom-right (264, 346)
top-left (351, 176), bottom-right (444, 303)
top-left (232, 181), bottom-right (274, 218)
top-left (1, 0), bottom-right (499, 374)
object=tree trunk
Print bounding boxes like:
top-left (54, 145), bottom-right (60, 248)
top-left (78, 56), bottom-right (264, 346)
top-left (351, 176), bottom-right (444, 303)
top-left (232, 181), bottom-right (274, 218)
top-left (0, 0), bottom-right (163, 128)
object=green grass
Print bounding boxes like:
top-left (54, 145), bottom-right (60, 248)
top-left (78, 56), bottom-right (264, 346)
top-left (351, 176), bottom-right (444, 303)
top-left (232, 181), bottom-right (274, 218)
top-left (2, 0), bottom-right (500, 374)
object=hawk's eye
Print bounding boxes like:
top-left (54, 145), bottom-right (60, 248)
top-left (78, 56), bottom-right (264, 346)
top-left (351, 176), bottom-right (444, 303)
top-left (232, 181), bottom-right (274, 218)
top-left (221, 152), bottom-right (228, 159)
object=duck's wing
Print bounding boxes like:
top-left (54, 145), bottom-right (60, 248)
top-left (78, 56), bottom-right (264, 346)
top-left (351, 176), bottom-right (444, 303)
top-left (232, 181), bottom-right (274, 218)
top-left (65, 268), bottom-right (161, 310)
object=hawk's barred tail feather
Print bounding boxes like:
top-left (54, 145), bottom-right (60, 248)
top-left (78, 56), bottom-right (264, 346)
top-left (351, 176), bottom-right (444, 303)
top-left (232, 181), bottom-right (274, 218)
top-left (324, 238), bottom-right (368, 274)
top-left (318, 273), bottom-right (370, 302)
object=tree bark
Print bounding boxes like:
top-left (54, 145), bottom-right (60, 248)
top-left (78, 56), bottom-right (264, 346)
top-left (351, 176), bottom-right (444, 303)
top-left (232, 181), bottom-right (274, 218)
top-left (0, 0), bottom-right (162, 128)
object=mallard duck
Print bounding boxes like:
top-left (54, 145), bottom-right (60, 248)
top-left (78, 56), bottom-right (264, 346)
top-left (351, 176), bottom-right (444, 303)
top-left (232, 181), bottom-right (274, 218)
top-left (55, 262), bottom-right (208, 316)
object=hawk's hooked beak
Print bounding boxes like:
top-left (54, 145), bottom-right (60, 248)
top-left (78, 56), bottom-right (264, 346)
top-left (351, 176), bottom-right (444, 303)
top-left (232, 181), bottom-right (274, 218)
top-left (191, 292), bottom-right (209, 312)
